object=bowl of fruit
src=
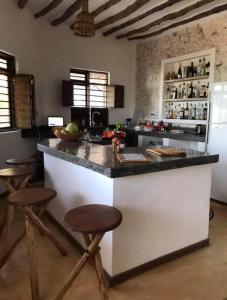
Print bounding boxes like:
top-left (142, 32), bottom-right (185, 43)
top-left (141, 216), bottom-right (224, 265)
top-left (53, 122), bottom-right (81, 141)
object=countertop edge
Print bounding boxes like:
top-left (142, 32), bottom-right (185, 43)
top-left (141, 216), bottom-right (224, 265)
top-left (38, 142), bottom-right (219, 179)
top-left (37, 143), bottom-right (112, 178)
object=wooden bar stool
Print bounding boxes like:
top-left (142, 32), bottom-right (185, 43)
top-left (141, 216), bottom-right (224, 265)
top-left (0, 167), bottom-right (32, 193)
top-left (4, 187), bottom-right (68, 300)
top-left (0, 167), bottom-right (33, 268)
top-left (6, 157), bottom-right (36, 167)
top-left (55, 204), bottom-right (122, 300)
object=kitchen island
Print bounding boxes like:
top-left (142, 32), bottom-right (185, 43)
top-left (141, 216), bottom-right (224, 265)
top-left (38, 139), bottom-right (218, 285)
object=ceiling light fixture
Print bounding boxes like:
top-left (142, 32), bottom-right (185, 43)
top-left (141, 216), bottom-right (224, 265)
top-left (72, 0), bottom-right (95, 37)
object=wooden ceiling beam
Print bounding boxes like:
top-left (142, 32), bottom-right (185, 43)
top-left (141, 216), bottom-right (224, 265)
top-left (95, 0), bottom-right (152, 30)
top-left (34, 0), bottom-right (64, 19)
top-left (51, 0), bottom-right (81, 26)
top-left (117, 0), bottom-right (215, 39)
top-left (92, 0), bottom-right (123, 18)
top-left (128, 2), bottom-right (227, 40)
top-left (18, 0), bottom-right (29, 9)
top-left (104, 0), bottom-right (183, 36)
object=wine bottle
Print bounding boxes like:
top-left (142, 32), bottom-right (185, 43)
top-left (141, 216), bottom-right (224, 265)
top-left (203, 103), bottom-right (207, 120)
top-left (179, 105), bottom-right (184, 119)
top-left (197, 59), bottom-right (202, 76)
top-left (192, 105), bottom-right (196, 120)
top-left (184, 103), bottom-right (189, 120)
top-left (178, 63), bottom-right (182, 79)
top-left (188, 82), bottom-right (193, 98)
top-left (205, 60), bottom-right (210, 76)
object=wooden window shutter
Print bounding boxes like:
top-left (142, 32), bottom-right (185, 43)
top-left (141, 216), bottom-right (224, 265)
top-left (62, 80), bottom-right (74, 106)
top-left (13, 74), bottom-right (35, 129)
top-left (107, 85), bottom-right (124, 108)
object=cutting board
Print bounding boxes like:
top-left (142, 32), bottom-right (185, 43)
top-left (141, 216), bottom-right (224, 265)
top-left (146, 147), bottom-right (186, 157)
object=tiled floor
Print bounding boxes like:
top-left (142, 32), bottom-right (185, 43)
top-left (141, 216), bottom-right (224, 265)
top-left (1, 199), bottom-right (227, 300)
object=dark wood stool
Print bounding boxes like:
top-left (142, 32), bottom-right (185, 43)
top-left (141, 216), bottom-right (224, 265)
top-left (6, 157), bottom-right (36, 167)
top-left (0, 167), bottom-right (32, 193)
top-left (4, 188), bottom-right (68, 300)
top-left (55, 204), bottom-right (122, 300)
top-left (0, 167), bottom-right (33, 268)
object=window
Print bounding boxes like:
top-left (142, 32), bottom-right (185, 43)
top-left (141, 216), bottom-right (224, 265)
top-left (0, 51), bottom-right (15, 129)
top-left (70, 69), bottom-right (109, 108)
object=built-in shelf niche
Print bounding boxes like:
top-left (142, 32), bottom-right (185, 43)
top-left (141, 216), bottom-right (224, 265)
top-left (159, 48), bottom-right (215, 126)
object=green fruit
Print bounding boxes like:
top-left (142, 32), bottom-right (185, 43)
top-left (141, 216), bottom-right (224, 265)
top-left (66, 122), bottom-right (79, 134)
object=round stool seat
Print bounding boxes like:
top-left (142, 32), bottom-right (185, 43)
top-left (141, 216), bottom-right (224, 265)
top-left (6, 157), bottom-right (35, 166)
top-left (0, 167), bottom-right (32, 178)
top-left (65, 204), bottom-right (122, 234)
top-left (8, 187), bottom-right (57, 207)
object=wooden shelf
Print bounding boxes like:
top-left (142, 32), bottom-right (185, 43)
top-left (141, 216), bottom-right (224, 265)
top-left (164, 98), bottom-right (208, 102)
top-left (164, 75), bottom-right (209, 84)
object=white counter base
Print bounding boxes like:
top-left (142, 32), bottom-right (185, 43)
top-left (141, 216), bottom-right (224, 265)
top-left (44, 153), bottom-right (212, 278)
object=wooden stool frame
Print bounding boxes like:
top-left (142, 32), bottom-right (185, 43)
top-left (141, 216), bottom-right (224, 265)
top-left (55, 233), bottom-right (108, 300)
top-left (0, 187), bottom-right (68, 300)
top-left (0, 173), bottom-right (31, 268)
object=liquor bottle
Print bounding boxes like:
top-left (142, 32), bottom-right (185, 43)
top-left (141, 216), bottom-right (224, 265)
top-left (205, 83), bottom-right (209, 98)
top-left (178, 63), bottom-right (182, 79)
top-left (170, 102), bottom-right (173, 119)
top-left (188, 82), bottom-right (193, 98)
top-left (171, 85), bottom-right (175, 99)
top-left (184, 103), bottom-right (189, 120)
top-left (188, 62), bottom-right (194, 77)
top-left (166, 86), bottom-right (170, 99)
top-left (196, 103), bottom-right (202, 120)
top-left (175, 87), bottom-right (178, 99)
top-left (199, 83), bottom-right (204, 98)
top-left (189, 103), bottom-right (193, 119)
top-left (197, 59), bottom-right (202, 76)
top-left (192, 104), bottom-right (196, 120)
top-left (182, 83), bottom-right (187, 99)
top-left (179, 105), bottom-right (184, 119)
top-left (194, 66), bottom-right (198, 77)
top-left (164, 105), bottom-right (169, 119)
top-left (173, 105), bottom-right (177, 119)
top-left (183, 66), bottom-right (187, 78)
top-left (201, 84), bottom-right (207, 98)
top-left (205, 60), bottom-right (210, 76)
top-left (201, 57), bottom-right (206, 76)
top-left (196, 81), bottom-right (201, 98)
top-left (178, 84), bottom-right (182, 99)
top-left (203, 103), bottom-right (208, 120)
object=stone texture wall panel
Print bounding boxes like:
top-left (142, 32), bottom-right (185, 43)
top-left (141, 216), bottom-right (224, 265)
top-left (136, 13), bottom-right (227, 118)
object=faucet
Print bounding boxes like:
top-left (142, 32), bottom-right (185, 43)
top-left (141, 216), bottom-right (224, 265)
top-left (91, 111), bottom-right (101, 126)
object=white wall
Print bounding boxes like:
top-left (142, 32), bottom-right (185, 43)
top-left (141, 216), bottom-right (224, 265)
top-left (0, 0), bottom-right (136, 180)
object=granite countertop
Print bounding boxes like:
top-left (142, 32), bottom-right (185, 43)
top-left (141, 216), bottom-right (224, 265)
top-left (38, 139), bottom-right (218, 178)
top-left (125, 129), bottom-right (206, 142)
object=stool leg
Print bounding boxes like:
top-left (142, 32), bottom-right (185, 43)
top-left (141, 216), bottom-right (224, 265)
top-left (83, 234), bottom-right (101, 290)
top-left (2, 178), bottom-right (16, 193)
top-left (94, 247), bottom-right (109, 300)
top-left (24, 207), bottom-right (68, 256)
top-left (16, 175), bottom-right (31, 190)
top-left (25, 214), bottom-right (40, 300)
top-left (0, 205), bottom-right (15, 268)
top-left (83, 234), bottom-right (109, 300)
top-left (55, 233), bottom-right (104, 300)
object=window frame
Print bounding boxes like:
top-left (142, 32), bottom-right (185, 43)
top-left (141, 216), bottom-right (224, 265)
top-left (0, 51), bottom-right (16, 131)
top-left (70, 68), bottom-right (109, 109)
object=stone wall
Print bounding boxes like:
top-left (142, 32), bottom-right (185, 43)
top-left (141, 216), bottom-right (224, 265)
top-left (136, 13), bottom-right (227, 118)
